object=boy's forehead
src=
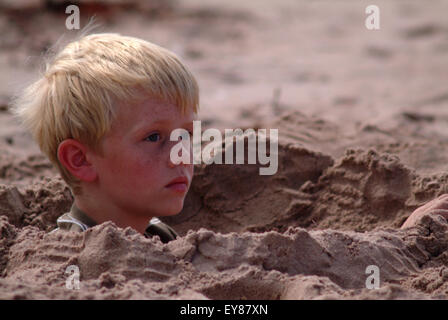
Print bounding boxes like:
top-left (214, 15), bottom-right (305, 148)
top-left (113, 97), bottom-right (196, 132)
top-left (119, 97), bottom-right (193, 120)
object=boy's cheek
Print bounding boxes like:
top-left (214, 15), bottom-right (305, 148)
top-left (189, 164), bottom-right (194, 179)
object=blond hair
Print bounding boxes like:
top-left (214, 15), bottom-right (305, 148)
top-left (12, 33), bottom-right (199, 195)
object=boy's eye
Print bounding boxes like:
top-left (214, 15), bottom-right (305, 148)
top-left (145, 133), bottom-right (161, 142)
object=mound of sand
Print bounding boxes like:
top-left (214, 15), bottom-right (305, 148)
top-left (1, 112), bottom-right (448, 299)
top-left (1, 207), bottom-right (447, 299)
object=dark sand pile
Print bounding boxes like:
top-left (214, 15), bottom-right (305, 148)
top-left (1, 112), bottom-right (448, 299)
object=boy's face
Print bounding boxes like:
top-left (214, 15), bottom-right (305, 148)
top-left (89, 97), bottom-right (195, 219)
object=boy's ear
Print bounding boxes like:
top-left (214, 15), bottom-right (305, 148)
top-left (57, 139), bottom-right (97, 182)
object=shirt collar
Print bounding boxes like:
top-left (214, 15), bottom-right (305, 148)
top-left (69, 202), bottom-right (98, 229)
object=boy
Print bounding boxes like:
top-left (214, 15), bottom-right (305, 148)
top-left (12, 33), bottom-right (198, 243)
top-left (11, 33), bottom-right (447, 243)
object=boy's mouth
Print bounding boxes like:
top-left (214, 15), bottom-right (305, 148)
top-left (165, 176), bottom-right (189, 193)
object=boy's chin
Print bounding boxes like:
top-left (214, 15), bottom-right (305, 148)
top-left (156, 202), bottom-right (185, 217)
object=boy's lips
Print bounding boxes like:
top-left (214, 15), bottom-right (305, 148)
top-left (165, 176), bottom-right (189, 193)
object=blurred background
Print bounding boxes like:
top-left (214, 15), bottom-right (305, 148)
top-left (1, 0), bottom-right (448, 178)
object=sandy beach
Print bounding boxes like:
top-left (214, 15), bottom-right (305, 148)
top-left (1, 0), bottom-right (448, 299)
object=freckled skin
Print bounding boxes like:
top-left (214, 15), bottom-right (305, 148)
top-left (401, 194), bottom-right (448, 229)
top-left (85, 97), bottom-right (195, 228)
top-left (97, 99), bottom-right (193, 215)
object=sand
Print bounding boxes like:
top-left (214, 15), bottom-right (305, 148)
top-left (1, 0), bottom-right (448, 299)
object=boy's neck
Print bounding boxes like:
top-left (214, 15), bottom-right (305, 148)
top-left (73, 196), bottom-right (150, 235)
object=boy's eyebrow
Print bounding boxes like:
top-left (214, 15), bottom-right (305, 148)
top-left (132, 119), bottom-right (193, 136)
top-left (133, 119), bottom-right (171, 136)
